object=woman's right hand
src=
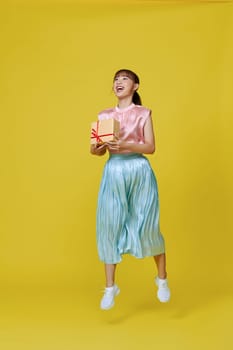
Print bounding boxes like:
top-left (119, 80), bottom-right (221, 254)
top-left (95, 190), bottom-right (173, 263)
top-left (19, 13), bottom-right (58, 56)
top-left (90, 143), bottom-right (107, 156)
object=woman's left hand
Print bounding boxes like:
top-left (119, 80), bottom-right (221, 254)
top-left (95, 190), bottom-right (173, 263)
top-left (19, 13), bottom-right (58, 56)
top-left (106, 141), bottom-right (120, 151)
top-left (106, 140), bottom-right (126, 152)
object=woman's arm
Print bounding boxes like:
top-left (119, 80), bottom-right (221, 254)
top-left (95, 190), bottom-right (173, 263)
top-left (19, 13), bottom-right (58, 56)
top-left (107, 115), bottom-right (156, 154)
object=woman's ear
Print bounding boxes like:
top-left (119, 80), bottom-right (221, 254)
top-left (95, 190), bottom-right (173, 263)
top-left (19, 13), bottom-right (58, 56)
top-left (134, 83), bottom-right (139, 91)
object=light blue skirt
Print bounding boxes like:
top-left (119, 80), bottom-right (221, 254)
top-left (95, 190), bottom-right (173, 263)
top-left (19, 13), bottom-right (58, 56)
top-left (97, 153), bottom-right (165, 264)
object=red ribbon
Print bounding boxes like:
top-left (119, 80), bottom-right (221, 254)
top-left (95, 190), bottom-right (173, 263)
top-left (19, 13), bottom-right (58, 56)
top-left (91, 121), bottom-right (114, 143)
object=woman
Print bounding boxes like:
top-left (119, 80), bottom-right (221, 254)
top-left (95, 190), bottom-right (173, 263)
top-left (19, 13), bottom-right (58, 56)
top-left (91, 69), bottom-right (171, 310)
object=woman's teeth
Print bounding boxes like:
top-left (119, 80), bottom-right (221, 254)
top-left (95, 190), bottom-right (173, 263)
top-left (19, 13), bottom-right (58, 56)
top-left (117, 87), bottom-right (124, 92)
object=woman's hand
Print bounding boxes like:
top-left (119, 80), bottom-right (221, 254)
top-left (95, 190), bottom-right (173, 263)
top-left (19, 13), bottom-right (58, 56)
top-left (90, 143), bottom-right (107, 156)
top-left (106, 140), bottom-right (127, 152)
top-left (106, 140), bottom-right (119, 152)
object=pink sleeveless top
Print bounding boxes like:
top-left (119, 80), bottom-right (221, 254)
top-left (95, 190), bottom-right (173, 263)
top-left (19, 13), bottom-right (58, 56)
top-left (98, 103), bottom-right (151, 154)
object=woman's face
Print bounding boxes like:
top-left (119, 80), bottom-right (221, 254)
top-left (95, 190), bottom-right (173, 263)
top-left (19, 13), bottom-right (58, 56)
top-left (113, 73), bottom-right (139, 99)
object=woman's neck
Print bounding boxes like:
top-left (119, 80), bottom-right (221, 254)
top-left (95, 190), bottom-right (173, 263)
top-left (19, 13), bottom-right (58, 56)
top-left (117, 97), bottom-right (133, 110)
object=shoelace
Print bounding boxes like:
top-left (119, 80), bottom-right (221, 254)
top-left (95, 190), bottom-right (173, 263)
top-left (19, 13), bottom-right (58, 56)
top-left (102, 287), bottom-right (115, 297)
top-left (159, 281), bottom-right (168, 289)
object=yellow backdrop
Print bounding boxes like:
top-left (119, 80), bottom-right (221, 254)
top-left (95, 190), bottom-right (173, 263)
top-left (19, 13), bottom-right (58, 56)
top-left (0, 1), bottom-right (232, 350)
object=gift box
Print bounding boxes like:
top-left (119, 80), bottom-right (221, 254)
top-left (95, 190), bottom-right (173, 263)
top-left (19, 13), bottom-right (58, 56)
top-left (90, 118), bottom-right (120, 145)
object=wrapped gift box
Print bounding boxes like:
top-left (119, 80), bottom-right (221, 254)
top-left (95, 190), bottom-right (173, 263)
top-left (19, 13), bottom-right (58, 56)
top-left (90, 118), bottom-right (120, 145)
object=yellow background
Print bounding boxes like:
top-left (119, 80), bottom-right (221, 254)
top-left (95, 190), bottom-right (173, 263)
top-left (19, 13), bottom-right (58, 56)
top-left (0, 1), bottom-right (232, 349)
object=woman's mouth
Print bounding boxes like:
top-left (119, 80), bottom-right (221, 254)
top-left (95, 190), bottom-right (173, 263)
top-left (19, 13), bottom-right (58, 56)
top-left (116, 86), bottom-right (124, 93)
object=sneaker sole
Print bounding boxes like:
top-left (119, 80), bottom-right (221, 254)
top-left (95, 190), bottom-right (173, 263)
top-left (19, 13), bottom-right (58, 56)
top-left (157, 292), bottom-right (170, 303)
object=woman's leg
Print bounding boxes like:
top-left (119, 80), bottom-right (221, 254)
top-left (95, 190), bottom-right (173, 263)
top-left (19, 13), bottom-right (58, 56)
top-left (100, 263), bottom-right (119, 310)
top-left (105, 263), bottom-right (117, 287)
top-left (153, 253), bottom-right (170, 302)
top-left (153, 253), bottom-right (167, 279)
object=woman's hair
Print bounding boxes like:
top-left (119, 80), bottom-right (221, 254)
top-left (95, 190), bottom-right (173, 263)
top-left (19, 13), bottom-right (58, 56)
top-left (113, 69), bottom-right (142, 105)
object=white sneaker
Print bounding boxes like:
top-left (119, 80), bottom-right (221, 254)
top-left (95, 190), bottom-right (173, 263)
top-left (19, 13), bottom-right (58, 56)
top-left (155, 277), bottom-right (171, 303)
top-left (100, 284), bottom-right (120, 310)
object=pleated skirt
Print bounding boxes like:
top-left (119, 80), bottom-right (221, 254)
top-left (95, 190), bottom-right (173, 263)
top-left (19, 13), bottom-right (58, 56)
top-left (96, 153), bottom-right (165, 264)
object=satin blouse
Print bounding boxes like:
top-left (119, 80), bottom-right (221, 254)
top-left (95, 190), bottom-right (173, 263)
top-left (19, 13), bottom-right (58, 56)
top-left (98, 103), bottom-right (151, 154)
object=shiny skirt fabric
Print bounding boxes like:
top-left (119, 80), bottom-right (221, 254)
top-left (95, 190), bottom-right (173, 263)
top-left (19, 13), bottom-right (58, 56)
top-left (96, 153), bottom-right (165, 264)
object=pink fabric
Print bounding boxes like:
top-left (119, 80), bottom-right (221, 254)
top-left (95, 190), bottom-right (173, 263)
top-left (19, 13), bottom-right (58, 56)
top-left (98, 103), bottom-right (151, 154)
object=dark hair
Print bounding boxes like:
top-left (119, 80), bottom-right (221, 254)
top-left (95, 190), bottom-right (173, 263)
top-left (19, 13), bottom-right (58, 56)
top-left (113, 69), bottom-right (142, 105)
